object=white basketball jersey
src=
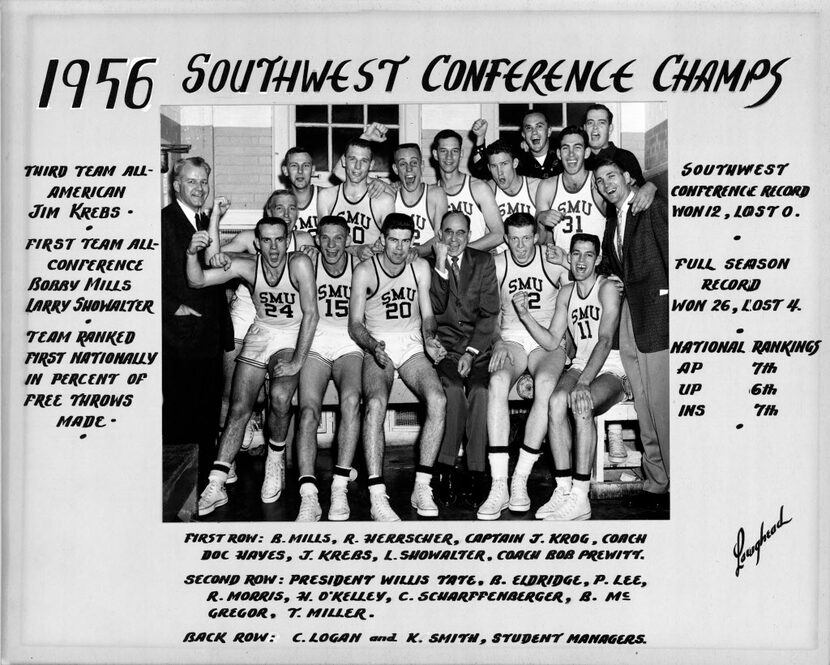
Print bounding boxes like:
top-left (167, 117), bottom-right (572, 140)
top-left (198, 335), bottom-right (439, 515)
top-left (495, 176), bottom-right (536, 221)
top-left (330, 185), bottom-right (382, 246)
top-left (551, 173), bottom-right (606, 251)
top-left (496, 247), bottom-right (566, 333)
top-left (567, 275), bottom-right (624, 375)
top-left (445, 175), bottom-right (487, 243)
top-left (395, 185), bottom-right (435, 245)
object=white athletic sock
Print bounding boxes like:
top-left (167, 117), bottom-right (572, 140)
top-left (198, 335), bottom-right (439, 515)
top-left (514, 449), bottom-right (540, 477)
top-left (488, 453), bottom-right (509, 480)
top-left (208, 470), bottom-right (228, 485)
top-left (267, 440), bottom-right (286, 459)
top-left (415, 471), bottom-right (432, 486)
top-left (369, 482), bottom-right (387, 497)
top-left (299, 482), bottom-right (318, 497)
top-left (573, 479), bottom-right (589, 495)
top-left (332, 475), bottom-right (348, 489)
top-left (557, 476), bottom-right (573, 493)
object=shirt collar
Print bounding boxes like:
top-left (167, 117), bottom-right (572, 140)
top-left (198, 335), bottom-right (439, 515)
top-left (618, 191), bottom-right (635, 221)
top-left (176, 197), bottom-right (201, 222)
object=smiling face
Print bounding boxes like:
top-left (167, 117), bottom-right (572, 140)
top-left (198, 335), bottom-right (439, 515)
top-left (342, 144), bottom-right (374, 184)
top-left (569, 239), bottom-right (599, 282)
top-left (487, 151), bottom-right (519, 192)
top-left (317, 222), bottom-right (349, 266)
top-left (393, 147), bottom-right (423, 192)
top-left (594, 163), bottom-right (632, 208)
top-left (382, 228), bottom-right (414, 265)
top-left (265, 193), bottom-right (299, 230)
top-left (432, 136), bottom-right (462, 175)
top-left (174, 164), bottom-right (209, 211)
top-left (584, 108), bottom-right (612, 152)
top-left (283, 151), bottom-right (314, 191)
top-left (521, 112), bottom-right (551, 156)
top-left (440, 212), bottom-right (470, 258)
top-left (557, 132), bottom-right (589, 176)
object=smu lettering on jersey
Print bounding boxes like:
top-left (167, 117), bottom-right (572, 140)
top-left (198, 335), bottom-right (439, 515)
top-left (551, 174), bottom-right (606, 250)
top-left (496, 247), bottom-right (566, 332)
top-left (395, 185), bottom-right (434, 245)
top-left (364, 257), bottom-right (421, 335)
top-left (252, 255), bottom-right (301, 329)
top-left (234, 231), bottom-right (298, 308)
top-left (445, 174), bottom-right (487, 242)
top-left (315, 253), bottom-right (354, 332)
top-left (331, 185), bottom-right (382, 246)
top-left (495, 176), bottom-right (536, 221)
top-left (567, 275), bottom-right (623, 374)
top-left (295, 185), bottom-right (320, 236)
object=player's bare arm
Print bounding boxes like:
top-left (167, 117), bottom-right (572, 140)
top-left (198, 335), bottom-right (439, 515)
top-left (347, 261), bottom-right (390, 367)
top-left (534, 176), bottom-right (562, 245)
top-left (275, 252), bottom-right (319, 377)
top-left (513, 284), bottom-right (570, 351)
top-left (413, 258), bottom-right (447, 364)
top-left (468, 179), bottom-right (504, 251)
top-left (186, 230), bottom-right (256, 288)
top-left (568, 280), bottom-right (621, 415)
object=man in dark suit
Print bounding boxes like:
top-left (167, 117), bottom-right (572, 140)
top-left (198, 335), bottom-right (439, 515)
top-left (429, 211), bottom-right (500, 506)
top-left (594, 158), bottom-right (669, 509)
top-left (162, 157), bottom-right (232, 487)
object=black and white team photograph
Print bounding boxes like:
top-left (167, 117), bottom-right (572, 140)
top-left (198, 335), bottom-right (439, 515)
top-left (160, 102), bottom-right (669, 523)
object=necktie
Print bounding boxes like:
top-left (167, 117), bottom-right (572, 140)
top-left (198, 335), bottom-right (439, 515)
top-left (616, 211), bottom-right (625, 261)
top-left (616, 224), bottom-right (624, 261)
top-left (195, 212), bottom-right (205, 231)
top-left (450, 256), bottom-right (460, 284)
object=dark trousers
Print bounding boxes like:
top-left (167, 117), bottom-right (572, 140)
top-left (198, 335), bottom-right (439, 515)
top-left (162, 345), bottom-right (224, 488)
top-left (434, 353), bottom-right (490, 472)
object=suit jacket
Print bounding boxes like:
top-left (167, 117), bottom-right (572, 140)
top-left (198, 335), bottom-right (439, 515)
top-left (161, 201), bottom-right (232, 356)
top-left (600, 195), bottom-right (669, 353)
top-left (470, 144), bottom-right (561, 181)
top-left (586, 142), bottom-right (646, 187)
top-left (429, 247), bottom-right (500, 358)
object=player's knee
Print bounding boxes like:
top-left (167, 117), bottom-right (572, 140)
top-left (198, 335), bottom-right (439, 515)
top-left (299, 404), bottom-right (321, 430)
top-left (548, 389), bottom-right (569, 417)
top-left (488, 372), bottom-right (511, 395)
top-left (427, 387), bottom-right (447, 414)
top-left (339, 389), bottom-right (361, 417)
top-left (269, 392), bottom-right (293, 417)
top-left (227, 399), bottom-right (253, 423)
top-left (365, 394), bottom-right (388, 417)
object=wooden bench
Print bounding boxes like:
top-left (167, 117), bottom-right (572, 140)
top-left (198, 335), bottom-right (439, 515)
top-left (315, 376), bottom-right (640, 484)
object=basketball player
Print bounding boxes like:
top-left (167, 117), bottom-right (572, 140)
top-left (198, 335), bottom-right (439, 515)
top-left (189, 217), bottom-right (319, 517)
top-left (470, 113), bottom-right (560, 180)
top-left (478, 212), bottom-right (569, 521)
top-left (317, 138), bottom-right (395, 260)
top-left (206, 191), bottom-right (313, 457)
top-left (485, 140), bottom-right (541, 222)
top-left (348, 213), bottom-right (447, 521)
top-left (513, 233), bottom-right (626, 521)
top-left (294, 216), bottom-right (364, 522)
top-left (431, 129), bottom-right (504, 252)
top-left (282, 147), bottom-right (321, 235)
top-left (535, 126), bottom-right (607, 251)
top-left (392, 143), bottom-right (448, 255)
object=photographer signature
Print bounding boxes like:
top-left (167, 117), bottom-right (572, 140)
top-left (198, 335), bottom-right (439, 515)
top-left (733, 505), bottom-right (792, 578)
